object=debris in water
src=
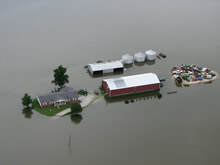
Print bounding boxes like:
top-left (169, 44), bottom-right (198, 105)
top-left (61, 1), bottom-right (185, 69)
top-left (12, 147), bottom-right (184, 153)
top-left (167, 91), bottom-right (177, 94)
top-left (159, 78), bottom-right (166, 81)
top-left (159, 53), bottom-right (167, 58)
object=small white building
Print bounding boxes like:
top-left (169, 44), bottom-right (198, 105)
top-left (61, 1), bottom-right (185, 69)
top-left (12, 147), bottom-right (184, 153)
top-left (88, 61), bottom-right (124, 75)
top-left (145, 50), bottom-right (156, 60)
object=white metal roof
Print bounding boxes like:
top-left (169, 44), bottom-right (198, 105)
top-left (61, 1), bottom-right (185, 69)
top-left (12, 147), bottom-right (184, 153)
top-left (88, 61), bottom-right (123, 72)
top-left (103, 73), bottom-right (160, 90)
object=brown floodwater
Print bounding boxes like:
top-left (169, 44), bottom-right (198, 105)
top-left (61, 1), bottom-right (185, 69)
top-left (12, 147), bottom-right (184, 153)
top-left (1, 0), bottom-right (220, 164)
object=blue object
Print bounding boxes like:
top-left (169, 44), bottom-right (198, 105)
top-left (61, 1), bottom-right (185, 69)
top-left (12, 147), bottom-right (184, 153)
top-left (198, 77), bottom-right (203, 80)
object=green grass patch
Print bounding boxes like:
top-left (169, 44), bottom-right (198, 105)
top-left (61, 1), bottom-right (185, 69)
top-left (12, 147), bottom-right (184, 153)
top-left (32, 99), bottom-right (75, 116)
top-left (99, 86), bottom-right (106, 95)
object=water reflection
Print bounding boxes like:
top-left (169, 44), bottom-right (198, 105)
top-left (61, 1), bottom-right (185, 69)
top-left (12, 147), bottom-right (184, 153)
top-left (70, 114), bottom-right (83, 124)
top-left (134, 61), bottom-right (145, 66)
top-left (174, 80), bottom-right (182, 87)
top-left (145, 60), bottom-right (155, 65)
top-left (204, 81), bottom-right (212, 84)
top-left (22, 108), bottom-right (33, 119)
top-left (105, 90), bottom-right (162, 103)
top-left (124, 63), bottom-right (133, 68)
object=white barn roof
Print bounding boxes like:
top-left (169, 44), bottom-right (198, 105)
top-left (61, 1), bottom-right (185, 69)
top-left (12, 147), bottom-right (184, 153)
top-left (103, 73), bottom-right (160, 90)
top-left (88, 61), bottom-right (123, 72)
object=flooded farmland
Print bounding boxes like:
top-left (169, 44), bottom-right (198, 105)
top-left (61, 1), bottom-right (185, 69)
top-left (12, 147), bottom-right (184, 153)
top-left (0, 0), bottom-right (220, 165)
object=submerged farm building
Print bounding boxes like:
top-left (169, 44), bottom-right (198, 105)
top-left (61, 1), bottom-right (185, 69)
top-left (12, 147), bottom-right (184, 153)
top-left (37, 87), bottom-right (78, 107)
top-left (88, 61), bottom-right (124, 75)
top-left (102, 73), bottom-right (160, 97)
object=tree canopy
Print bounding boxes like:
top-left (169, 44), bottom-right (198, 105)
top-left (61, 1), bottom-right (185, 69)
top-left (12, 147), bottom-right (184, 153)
top-left (71, 114), bottom-right (83, 124)
top-left (51, 65), bottom-right (69, 89)
top-left (22, 93), bottom-right (33, 108)
top-left (71, 102), bottom-right (82, 115)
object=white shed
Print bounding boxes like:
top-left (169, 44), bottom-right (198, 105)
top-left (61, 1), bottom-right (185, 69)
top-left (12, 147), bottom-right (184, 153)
top-left (88, 61), bottom-right (124, 75)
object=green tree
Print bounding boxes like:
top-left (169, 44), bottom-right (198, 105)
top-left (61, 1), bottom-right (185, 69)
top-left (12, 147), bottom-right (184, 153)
top-left (22, 93), bottom-right (33, 108)
top-left (51, 65), bottom-right (69, 89)
top-left (71, 102), bottom-right (82, 115)
top-left (71, 114), bottom-right (83, 124)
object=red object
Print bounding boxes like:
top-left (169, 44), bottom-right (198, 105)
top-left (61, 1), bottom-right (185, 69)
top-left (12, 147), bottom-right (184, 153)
top-left (102, 80), bottom-right (160, 97)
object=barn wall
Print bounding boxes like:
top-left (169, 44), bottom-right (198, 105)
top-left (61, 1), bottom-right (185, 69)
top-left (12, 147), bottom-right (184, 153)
top-left (109, 83), bottom-right (160, 97)
top-left (110, 87), bottom-right (135, 96)
top-left (103, 69), bottom-right (113, 74)
top-left (136, 84), bottom-right (160, 92)
top-left (88, 65), bottom-right (93, 75)
top-left (102, 80), bottom-right (108, 91)
top-left (102, 80), bottom-right (111, 95)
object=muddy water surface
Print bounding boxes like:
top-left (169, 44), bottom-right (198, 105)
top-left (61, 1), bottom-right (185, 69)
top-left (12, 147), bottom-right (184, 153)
top-left (0, 0), bottom-right (220, 165)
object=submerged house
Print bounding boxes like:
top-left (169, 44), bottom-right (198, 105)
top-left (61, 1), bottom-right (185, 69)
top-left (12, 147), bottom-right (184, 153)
top-left (37, 87), bottom-right (78, 107)
top-left (88, 60), bottom-right (124, 75)
top-left (102, 73), bottom-right (160, 97)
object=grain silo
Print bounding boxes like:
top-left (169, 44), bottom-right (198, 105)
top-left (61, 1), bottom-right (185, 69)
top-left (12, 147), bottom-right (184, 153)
top-left (145, 50), bottom-right (156, 60)
top-left (122, 54), bottom-right (134, 64)
top-left (134, 52), bottom-right (146, 62)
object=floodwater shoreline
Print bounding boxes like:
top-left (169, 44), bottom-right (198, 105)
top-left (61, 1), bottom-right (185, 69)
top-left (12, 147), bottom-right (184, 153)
top-left (55, 92), bottom-right (102, 116)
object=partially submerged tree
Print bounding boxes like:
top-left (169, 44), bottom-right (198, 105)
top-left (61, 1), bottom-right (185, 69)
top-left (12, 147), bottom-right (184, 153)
top-left (22, 108), bottom-right (33, 119)
top-left (22, 93), bottom-right (33, 108)
top-left (71, 114), bottom-right (83, 124)
top-left (51, 65), bottom-right (69, 90)
top-left (71, 102), bottom-right (82, 115)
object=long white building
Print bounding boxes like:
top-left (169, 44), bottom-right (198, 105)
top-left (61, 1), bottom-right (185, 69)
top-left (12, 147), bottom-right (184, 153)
top-left (88, 61), bottom-right (124, 75)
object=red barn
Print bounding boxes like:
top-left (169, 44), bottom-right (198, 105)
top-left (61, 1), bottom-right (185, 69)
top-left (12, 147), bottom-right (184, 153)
top-left (102, 73), bottom-right (160, 97)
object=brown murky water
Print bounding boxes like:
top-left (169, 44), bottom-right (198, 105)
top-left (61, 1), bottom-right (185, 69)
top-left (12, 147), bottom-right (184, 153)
top-left (1, 0), bottom-right (220, 164)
